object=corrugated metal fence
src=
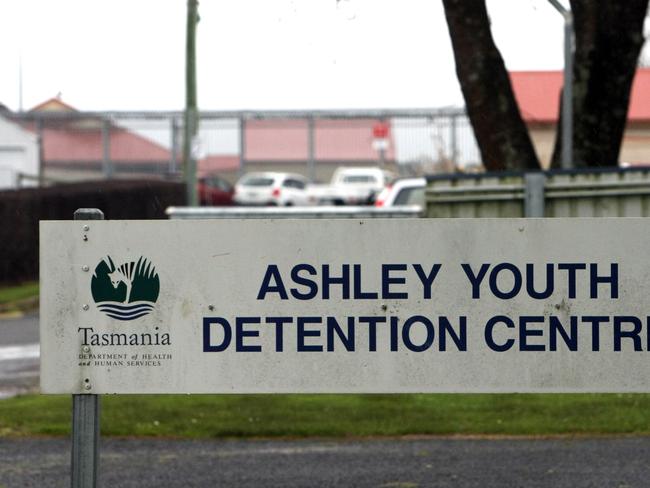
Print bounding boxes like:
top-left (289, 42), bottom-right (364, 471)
top-left (425, 168), bottom-right (650, 218)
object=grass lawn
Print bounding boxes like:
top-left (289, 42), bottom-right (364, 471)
top-left (0, 282), bottom-right (39, 307)
top-left (1, 393), bottom-right (650, 438)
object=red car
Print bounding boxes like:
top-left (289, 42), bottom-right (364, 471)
top-left (197, 174), bottom-right (234, 206)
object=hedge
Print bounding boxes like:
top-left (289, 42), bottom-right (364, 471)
top-left (0, 180), bottom-right (185, 284)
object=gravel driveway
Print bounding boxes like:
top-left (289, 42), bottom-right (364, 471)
top-left (1, 436), bottom-right (649, 487)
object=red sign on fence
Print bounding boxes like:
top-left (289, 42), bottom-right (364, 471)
top-left (372, 121), bottom-right (390, 139)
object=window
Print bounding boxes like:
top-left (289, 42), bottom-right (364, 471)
top-left (341, 175), bottom-right (376, 184)
top-left (394, 187), bottom-right (425, 206)
top-left (206, 177), bottom-right (232, 192)
top-left (283, 178), bottom-right (306, 190)
top-left (241, 176), bottom-right (274, 187)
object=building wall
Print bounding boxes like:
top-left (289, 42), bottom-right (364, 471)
top-left (0, 115), bottom-right (39, 189)
top-left (621, 123), bottom-right (650, 164)
top-left (528, 123), bottom-right (650, 168)
top-left (527, 125), bottom-right (556, 169)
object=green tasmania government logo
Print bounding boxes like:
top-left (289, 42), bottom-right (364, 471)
top-left (91, 256), bottom-right (160, 321)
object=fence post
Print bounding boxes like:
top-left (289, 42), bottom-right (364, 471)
top-left (524, 173), bottom-right (546, 217)
top-left (71, 208), bottom-right (103, 488)
top-left (170, 117), bottom-right (179, 175)
top-left (307, 116), bottom-right (316, 182)
top-left (378, 117), bottom-right (386, 167)
top-left (101, 119), bottom-right (113, 178)
top-left (36, 118), bottom-right (45, 187)
top-left (450, 115), bottom-right (458, 168)
top-left (239, 115), bottom-right (247, 178)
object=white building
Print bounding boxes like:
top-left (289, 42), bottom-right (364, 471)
top-left (0, 113), bottom-right (39, 189)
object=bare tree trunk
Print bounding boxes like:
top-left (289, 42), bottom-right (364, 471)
top-left (443, 0), bottom-right (540, 172)
top-left (551, 0), bottom-right (648, 168)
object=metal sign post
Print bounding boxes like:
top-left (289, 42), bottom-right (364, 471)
top-left (524, 172), bottom-right (546, 218)
top-left (71, 208), bottom-right (103, 488)
top-left (372, 120), bottom-right (390, 167)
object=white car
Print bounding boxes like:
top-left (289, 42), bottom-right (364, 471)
top-left (374, 177), bottom-right (426, 207)
top-left (234, 172), bottom-right (311, 206)
top-left (326, 167), bottom-right (395, 205)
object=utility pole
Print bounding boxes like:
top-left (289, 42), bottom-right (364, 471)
top-left (183, 0), bottom-right (199, 206)
top-left (549, 0), bottom-right (573, 169)
top-left (18, 53), bottom-right (23, 113)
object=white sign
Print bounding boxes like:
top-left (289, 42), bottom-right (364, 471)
top-left (372, 138), bottom-right (389, 151)
top-left (40, 218), bottom-right (650, 394)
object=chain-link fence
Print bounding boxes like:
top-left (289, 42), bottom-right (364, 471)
top-left (10, 109), bottom-right (481, 185)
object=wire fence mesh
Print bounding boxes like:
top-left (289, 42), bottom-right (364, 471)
top-left (9, 109), bottom-right (482, 185)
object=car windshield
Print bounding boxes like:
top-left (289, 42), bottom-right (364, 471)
top-left (394, 187), bottom-right (425, 206)
top-left (204, 177), bottom-right (232, 191)
top-left (240, 176), bottom-right (275, 187)
top-left (341, 175), bottom-right (377, 184)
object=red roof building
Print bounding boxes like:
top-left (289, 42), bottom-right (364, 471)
top-left (510, 69), bottom-right (650, 165)
top-left (40, 125), bottom-right (171, 163)
top-left (240, 118), bottom-right (397, 182)
top-left (25, 98), bottom-right (172, 179)
top-left (245, 118), bottom-right (395, 162)
top-left (199, 155), bottom-right (240, 175)
top-left (21, 98), bottom-right (398, 182)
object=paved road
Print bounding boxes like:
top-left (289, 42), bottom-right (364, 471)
top-left (0, 313), bottom-right (39, 398)
top-left (0, 436), bottom-right (649, 487)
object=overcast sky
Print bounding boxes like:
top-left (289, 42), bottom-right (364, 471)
top-left (0, 0), bottom-right (568, 112)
